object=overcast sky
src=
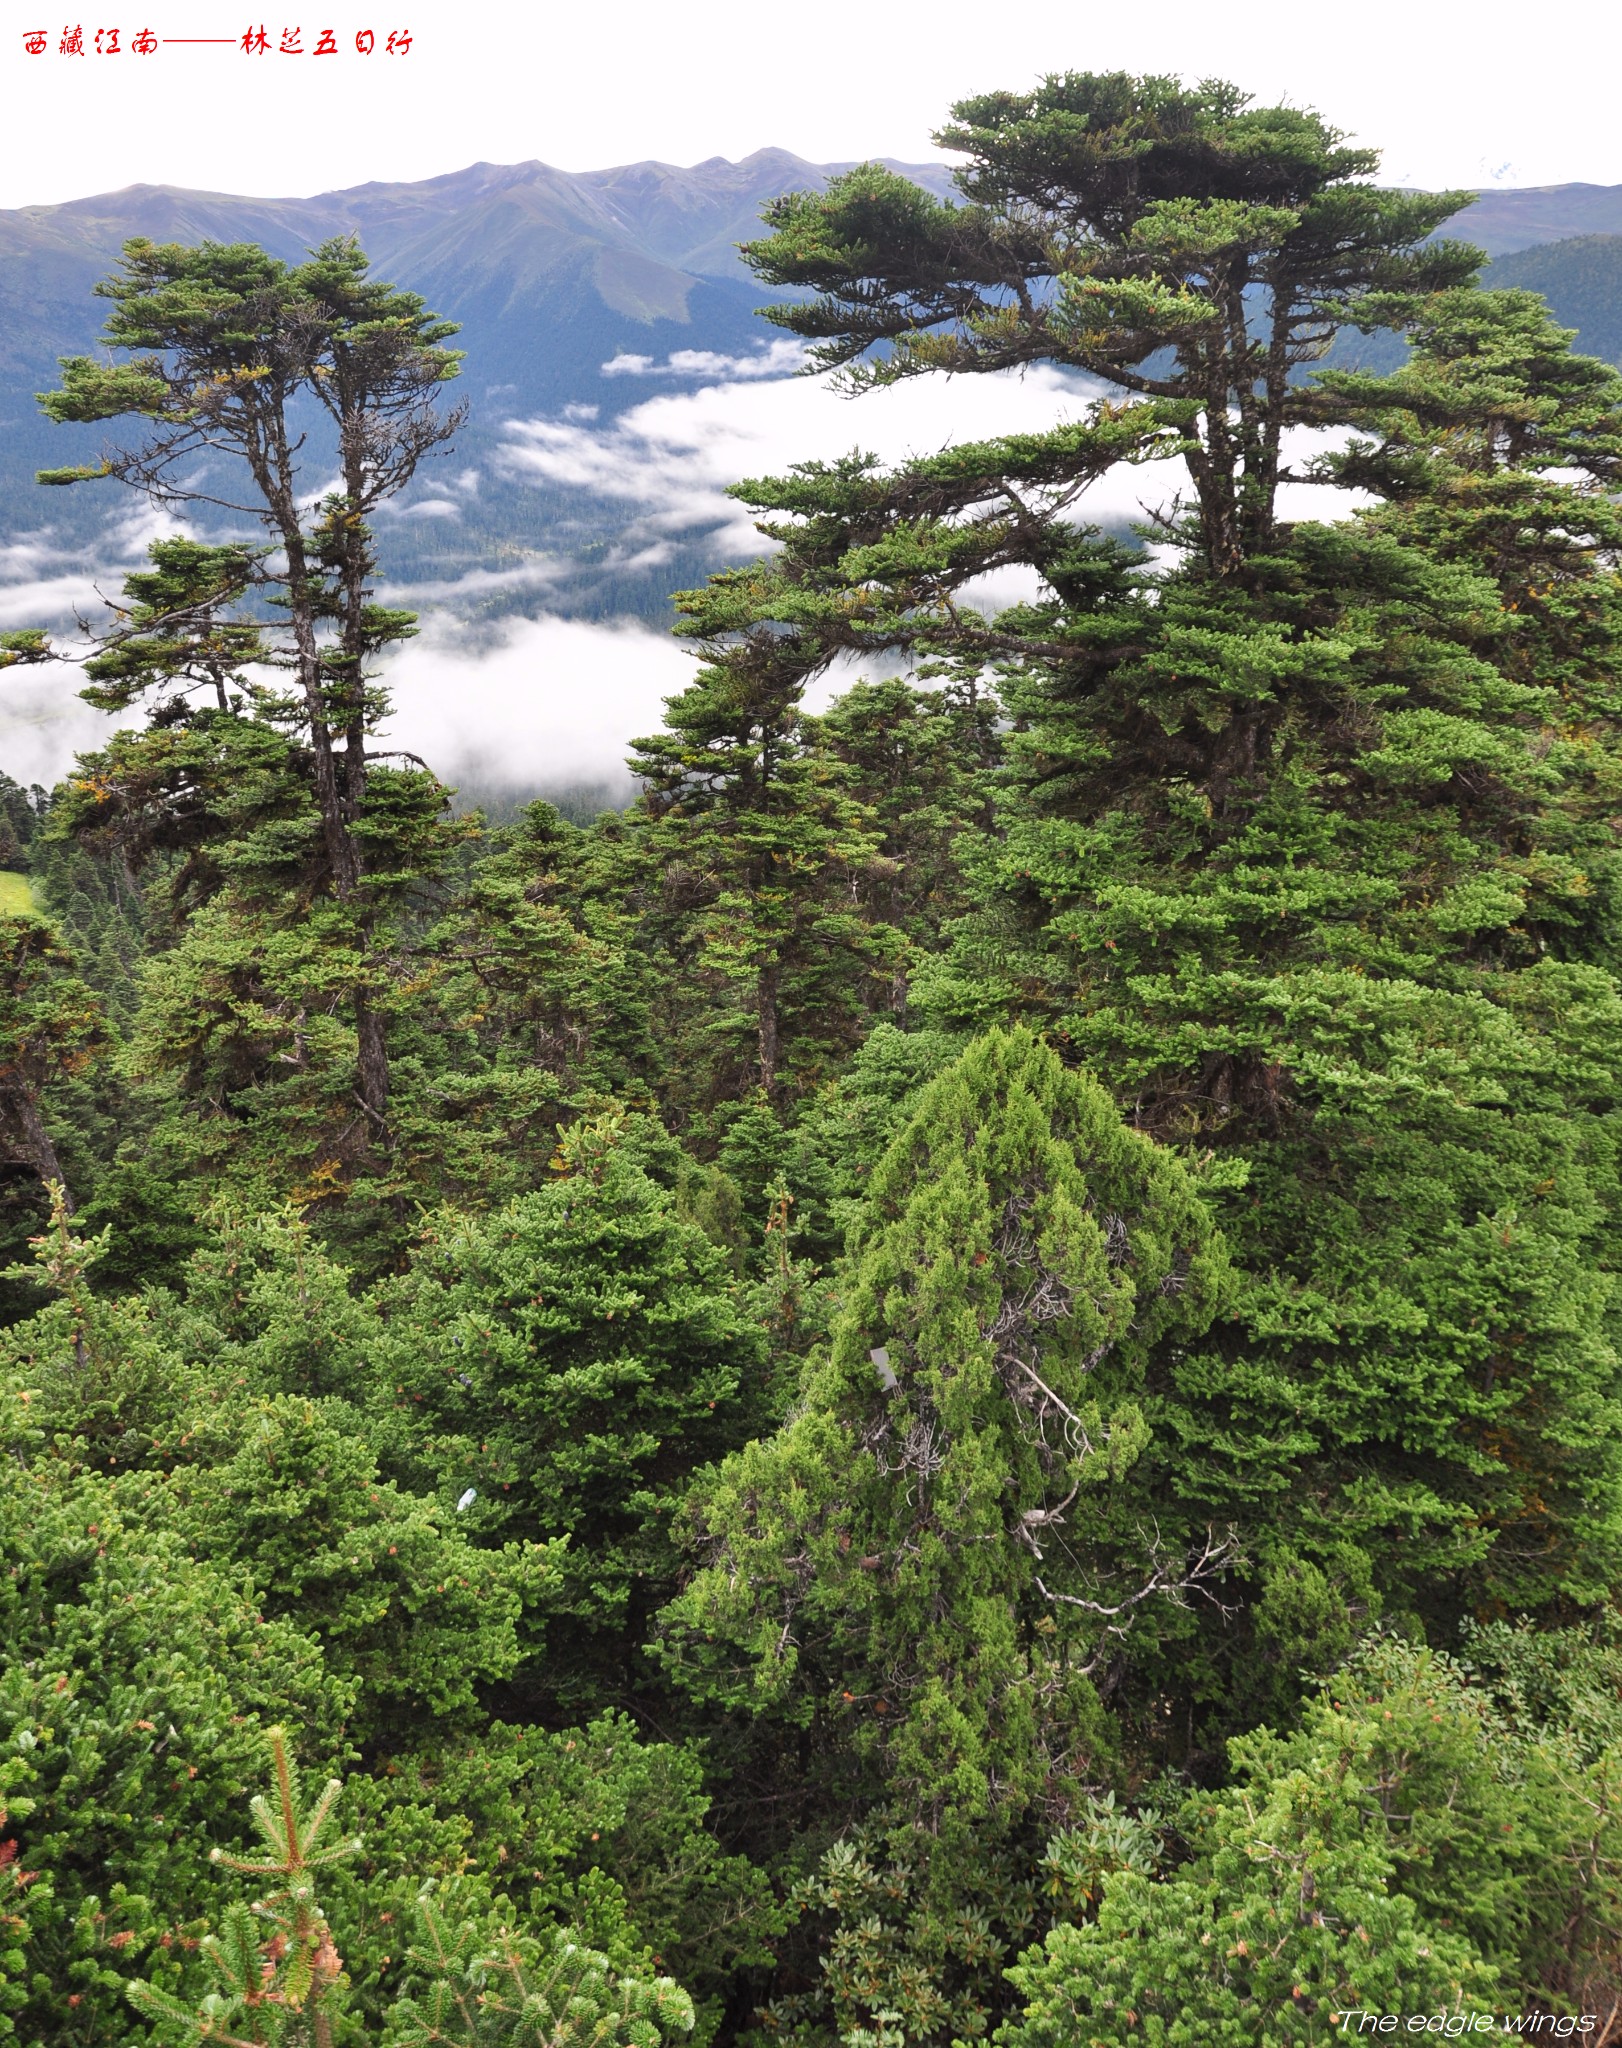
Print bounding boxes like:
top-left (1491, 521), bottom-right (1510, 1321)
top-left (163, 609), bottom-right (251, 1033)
top-left (0, 0), bottom-right (1615, 209)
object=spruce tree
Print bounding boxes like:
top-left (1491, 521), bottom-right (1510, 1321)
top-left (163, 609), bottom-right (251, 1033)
top-left (126, 1727), bottom-right (360, 2048)
top-left (803, 676), bottom-right (1001, 1025)
top-left (0, 916), bottom-right (104, 1209)
top-left (122, 1733), bottom-right (699, 2048)
top-left (374, 1114), bottom-right (769, 1710)
top-left (623, 652), bottom-right (903, 1114)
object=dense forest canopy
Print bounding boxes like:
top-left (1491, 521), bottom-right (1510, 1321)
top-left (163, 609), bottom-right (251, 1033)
top-left (0, 69), bottom-right (1619, 2045)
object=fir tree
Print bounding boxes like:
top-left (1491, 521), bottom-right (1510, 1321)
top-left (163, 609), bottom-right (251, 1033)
top-left (375, 1113), bottom-right (770, 1710)
top-left (126, 1727), bottom-right (360, 2048)
top-left (623, 652), bottom-right (903, 1113)
top-left (744, 71), bottom-right (1474, 575)
top-left (656, 73), bottom-right (1622, 1709)
top-left (33, 236), bottom-right (466, 1131)
top-left (0, 916), bottom-right (104, 1210)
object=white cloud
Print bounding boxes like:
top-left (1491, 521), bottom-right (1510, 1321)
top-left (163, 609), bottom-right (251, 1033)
top-left (501, 363), bottom-right (1106, 557)
top-left (0, 573), bottom-right (106, 630)
top-left (1, 372), bottom-right (1370, 797)
top-left (379, 609), bottom-right (698, 797)
top-left (380, 496), bottom-right (462, 521)
top-left (501, 363), bottom-right (1365, 566)
top-left (3, 608), bottom-right (701, 798)
top-left (0, 667), bottom-right (118, 791)
top-left (0, 504), bottom-right (183, 786)
top-left (0, 502), bottom-right (185, 629)
top-left (603, 341), bottom-right (809, 380)
top-left (378, 560), bottom-right (569, 605)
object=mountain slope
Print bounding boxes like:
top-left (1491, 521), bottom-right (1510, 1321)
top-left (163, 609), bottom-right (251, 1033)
top-left (0, 150), bottom-right (957, 582)
top-left (0, 150), bottom-right (957, 407)
top-left (1446, 184), bottom-right (1622, 257)
top-left (1483, 234), bottom-right (1622, 363)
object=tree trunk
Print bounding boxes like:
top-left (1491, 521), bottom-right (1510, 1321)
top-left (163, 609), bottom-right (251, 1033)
top-left (354, 990), bottom-right (390, 1126)
top-left (4, 1086), bottom-right (73, 1212)
top-left (255, 410), bottom-right (364, 901)
top-left (757, 959), bottom-right (781, 1097)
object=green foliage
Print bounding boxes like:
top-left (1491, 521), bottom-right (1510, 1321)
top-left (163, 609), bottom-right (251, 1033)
top-left (758, 1834), bottom-right (1040, 2048)
top-left (383, 1884), bottom-right (695, 2048)
top-left (26, 231), bottom-right (469, 1178)
top-left (947, 282), bottom-right (1622, 1651)
top-left (663, 1027), bottom-right (1231, 1863)
top-left (338, 1711), bottom-right (780, 2038)
top-left (162, 1396), bottom-right (559, 1738)
top-left (621, 655), bottom-right (906, 1115)
top-left (9, 62), bottom-right (1622, 2048)
top-left (740, 71), bottom-right (1475, 572)
top-left (1001, 1768), bottom-right (1496, 2044)
top-left (3, 1223), bottom-right (556, 1749)
top-left (650, 70), bottom-right (1622, 1717)
top-left (0, 914), bottom-right (105, 1208)
top-left (0, 1401), bottom-right (356, 2045)
top-left (123, 1736), bottom-right (700, 2048)
top-left (76, 537), bottom-right (267, 718)
top-left (0, 1812), bottom-right (53, 2041)
top-left (1001, 1631), bottom-right (1622, 2042)
top-left (126, 1726), bottom-right (361, 2046)
top-left (375, 1125), bottom-right (769, 1705)
top-left (775, 1021), bottom-right (964, 1266)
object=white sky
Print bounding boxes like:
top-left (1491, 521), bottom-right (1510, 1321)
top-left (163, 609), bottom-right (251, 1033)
top-left (0, 0), bottom-right (1614, 209)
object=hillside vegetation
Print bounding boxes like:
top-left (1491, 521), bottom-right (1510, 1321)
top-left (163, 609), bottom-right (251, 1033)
top-left (1, 70), bottom-right (1620, 2047)
top-left (1487, 231), bottom-right (1622, 362)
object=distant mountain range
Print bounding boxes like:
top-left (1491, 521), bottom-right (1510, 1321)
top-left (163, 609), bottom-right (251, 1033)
top-left (0, 152), bottom-right (958, 609)
top-left (1450, 184), bottom-right (1622, 256)
top-left (4, 159), bottom-right (1622, 622)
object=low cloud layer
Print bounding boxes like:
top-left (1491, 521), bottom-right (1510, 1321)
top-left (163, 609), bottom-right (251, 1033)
top-left (1, 506), bottom-right (174, 788)
top-left (380, 610), bottom-right (698, 798)
top-left (0, 503), bottom-right (177, 631)
top-left (0, 665), bottom-right (118, 792)
top-left (500, 361), bottom-right (1117, 563)
top-left (602, 340), bottom-right (809, 380)
top-left (2, 354), bottom-right (1365, 797)
top-left (499, 357), bottom-right (1358, 574)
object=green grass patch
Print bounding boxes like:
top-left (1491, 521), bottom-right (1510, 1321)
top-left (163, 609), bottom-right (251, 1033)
top-left (0, 871), bottom-right (36, 914)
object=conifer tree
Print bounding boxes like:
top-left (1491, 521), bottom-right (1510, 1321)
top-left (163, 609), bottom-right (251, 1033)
top-left (32, 236), bottom-right (466, 1129)
top-left (661, 1028), bottom-right (1232, 1862)
top-left (743, 72), bottom-right (1473, 575)
top-left (1000, 1632), bottom-right (1622, 2041)
top-left (661, 73), bottom-right (1622, 1699)
top-left (624, 653), bottom-right (903, 1112)
top-left (123, 1733), bottom-right (699, 2048)
top-left (375, 1113), bottom-right (769, 1709)
top-left (126, 1727), bottom-right (360, 2048)
top-left (803, 676), bottom-right (1001, 1024)
top-left (383, 1886), bottom-right (695, 2047)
